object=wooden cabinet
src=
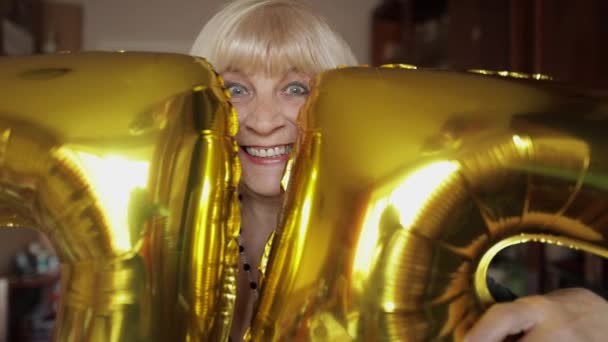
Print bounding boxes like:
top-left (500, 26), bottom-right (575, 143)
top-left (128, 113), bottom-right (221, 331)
top-left (0, 0), bottom-right (82, 56)
top-left (41, 1), bottom-right (83, 52)
top-left (446, 0), bottom-right (608, 86)
top-left (447, 0), bottom-right (512, 71)
top-left (374, 0), bottom-right (608, 86)
top-left (0, 0), bottom-right (42, 55)
top-left (534, 0), bottom-right (608, 87)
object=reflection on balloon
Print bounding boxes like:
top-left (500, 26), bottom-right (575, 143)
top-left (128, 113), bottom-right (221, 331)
top-left (0, 52), bottom-right (240, 341)
top-left (67, 150), bottom-right (150, 252)
top-left (249, 66), bottom-right (608, 341)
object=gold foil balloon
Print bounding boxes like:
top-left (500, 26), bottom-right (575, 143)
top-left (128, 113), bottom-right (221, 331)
top-left (0, 52), bottom-right (240, 341)
top-left (249, 67), bottom-right (608, 341)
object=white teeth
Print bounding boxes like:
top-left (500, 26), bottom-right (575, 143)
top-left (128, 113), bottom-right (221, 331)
top-left (244, 145), bottom-right (292, 158)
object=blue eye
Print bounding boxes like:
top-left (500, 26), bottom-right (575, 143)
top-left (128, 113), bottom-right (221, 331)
top-left (284, 82), bottom-right (309, 96)
top-left (226, 83), bottom-right (249, 97)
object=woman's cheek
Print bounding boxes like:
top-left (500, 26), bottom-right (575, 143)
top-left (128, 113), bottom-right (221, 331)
top-left (286, 97), bottom-right (308, 120)
top-left (230, 102), bottom-right (248, 122)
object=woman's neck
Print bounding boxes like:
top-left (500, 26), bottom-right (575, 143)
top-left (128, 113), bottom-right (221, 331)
top-left (230, 192), bottom-right (282, 341)
top-left (239, 191), bottom-right (282, 261)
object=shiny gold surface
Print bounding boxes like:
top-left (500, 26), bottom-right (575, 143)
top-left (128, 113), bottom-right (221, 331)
top-left (250, 67), bottom-right (608, 341)
top-left (0, 52), bottom-right (239, 341)
top-left (467, 69), bottom-right (553, 80)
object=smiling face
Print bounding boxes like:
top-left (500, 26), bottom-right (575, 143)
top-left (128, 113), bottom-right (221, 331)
top-left (222, 69), bottom-right (312, 197)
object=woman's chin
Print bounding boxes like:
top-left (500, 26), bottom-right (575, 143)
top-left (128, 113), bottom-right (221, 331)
top-left (239, 163), bottom-right (287, 198)
top-left (240, 177), bottom-right (283, 198)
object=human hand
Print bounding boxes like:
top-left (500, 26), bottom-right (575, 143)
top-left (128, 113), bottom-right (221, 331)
top-left (464, 288), bottom-right (608, 341)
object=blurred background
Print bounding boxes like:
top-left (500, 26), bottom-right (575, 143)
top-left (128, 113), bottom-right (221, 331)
top-left (0, 0), bottom-right (606, 341)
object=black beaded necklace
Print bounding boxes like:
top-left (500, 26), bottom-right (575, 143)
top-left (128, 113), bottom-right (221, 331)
top-left (237, 194), bottom-right (260, 296)
top-left (237, 230), bottom-right (259, 295)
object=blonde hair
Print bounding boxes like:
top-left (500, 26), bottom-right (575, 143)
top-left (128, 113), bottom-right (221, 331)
top-left (190, 0), bottom-right (357, 75)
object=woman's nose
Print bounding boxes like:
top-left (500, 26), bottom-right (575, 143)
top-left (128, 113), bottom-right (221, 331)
top-left (242, 96), bottom-right (285, 135)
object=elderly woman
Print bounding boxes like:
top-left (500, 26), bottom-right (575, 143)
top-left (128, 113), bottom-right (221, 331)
top-left (191, 1), bottom-right (608, 341)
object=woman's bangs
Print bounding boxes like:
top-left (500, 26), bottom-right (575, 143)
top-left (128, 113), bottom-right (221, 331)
top-left (217, 9), bottom-right (320, 75)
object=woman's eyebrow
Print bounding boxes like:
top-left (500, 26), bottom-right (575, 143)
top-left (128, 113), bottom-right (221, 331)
top-left (221, 72), bottom-right (250, 84)
top-left (221, 70), bottom-right (241, 77)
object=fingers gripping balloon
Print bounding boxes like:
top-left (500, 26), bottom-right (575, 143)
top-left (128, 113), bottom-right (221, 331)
top-left (0, 52), bottom-right (240, 341)
top-left (249, 67), bottom-right (608, 341)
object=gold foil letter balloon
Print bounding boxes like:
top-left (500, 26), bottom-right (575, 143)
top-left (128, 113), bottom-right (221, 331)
top-left (0, 52), bottom-right (240, 341)
top-left (250, 67), bottom-right (608, 341)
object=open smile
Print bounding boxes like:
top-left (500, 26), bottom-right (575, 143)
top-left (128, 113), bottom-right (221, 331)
top-left (241, 144), bottom-right (293, 158)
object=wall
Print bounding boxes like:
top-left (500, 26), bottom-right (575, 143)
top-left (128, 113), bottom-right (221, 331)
top-left (83, 0), bottom-right (376, 63)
